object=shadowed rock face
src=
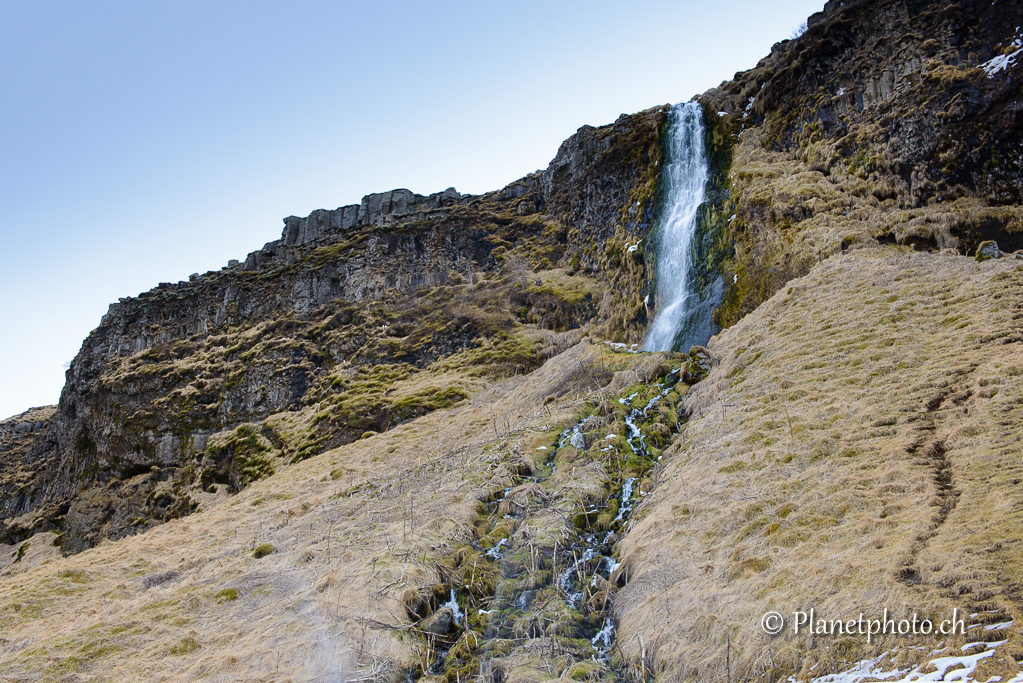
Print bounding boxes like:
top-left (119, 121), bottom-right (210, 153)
top-left (704, 0), bottom-right (1023, 206)
top-left (0, 407), bottom-right (59, 540)
top-left (695, 0), bottom-right (1023, 329)
top-left (542, 111), bottom-right (668, 269)
top-left (0, 108), bottom-right (666, 553)
top-left (4, 0), bottom-right (1022, 564)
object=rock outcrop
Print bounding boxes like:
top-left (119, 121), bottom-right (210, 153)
top-left (707, 0), bottom-right (1023, 204)
top-left (542, 111), bottom-right (667, 268)
top-left (0, 407), bottom-right (58, 539)
top-left (3, 2), bottom-right (1023, 680)
top-left (0, 108), bottom-right (665, 552)
top-left (248, 186), bottom-right (473, 271)
top-left (699, 0), bottom-right (1023, 326)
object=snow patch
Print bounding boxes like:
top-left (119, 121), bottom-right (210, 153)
top-left (985, 620), bottom-right (1014, 630)
top-left (485, 538), bottom-right (508, 559)
top-left (981, 36), bottom-right (1023, 76)
top-left (794, 640), bottom-right (1020, 683)
top-left (605, 341), bottom-right (639, 354)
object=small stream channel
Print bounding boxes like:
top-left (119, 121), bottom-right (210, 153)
top-left (413, 359), bottom-right (689, 682)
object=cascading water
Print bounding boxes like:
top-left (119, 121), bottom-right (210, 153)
top-left (411, 358), bottom-right (689, 682)
top-left (644, 101), bottom-right (714, 352)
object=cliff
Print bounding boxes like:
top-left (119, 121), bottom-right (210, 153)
top-left (0, 106), bottom-right (666, 553)
top-left (699, 0), bottom-right (1023, 325)
top-left (3, 1), bottom-right (1023, 681)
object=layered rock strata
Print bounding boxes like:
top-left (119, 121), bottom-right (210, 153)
top-left (0, 108), bottom-right (666, 552)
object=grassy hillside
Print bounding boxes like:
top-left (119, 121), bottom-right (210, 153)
top-left (614, 249), bottom-right (1023, 681)
top-left (0, 343), bottom-right (685, 682)
top-left (4, 249), bottom-right (1022, 683)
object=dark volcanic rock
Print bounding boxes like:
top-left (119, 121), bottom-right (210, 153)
top-left (699, 0), bottom-right (1023, 326)
top-left (0, 109), bottom-right (665, 554)
top-left (0, 407), bottom-right (59, 544)
top-left (703, 0), bottom-right (1023, 206)
top-left (543, 110), bottom-right (668, 269)
top-left (8, 0), bottom-right (1016, 556)
top-left (422, 607), bottom-right (456, 636)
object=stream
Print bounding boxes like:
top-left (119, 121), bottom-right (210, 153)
top-left (418, 362), bottom-right (686, 681)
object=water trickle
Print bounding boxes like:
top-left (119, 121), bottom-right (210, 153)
top-left (618, 392), bottom-right (639, 406)
top-left (614, 478), bottom-right (638, 522)
top-left (440, 589), bottom-right (463, 626)
top-left (420, 365), bottom-right (686, 681)
top-left (644, 101), bottom-right (711, 352)
top-left (592, 618), bottom-right (615, 654)
top-left (485, 538), bottom-right (508, 559)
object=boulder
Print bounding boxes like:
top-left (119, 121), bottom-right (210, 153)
top-left (422, 607), bottom-right (455, 636)
top-left (684, 346), bottom-right (716, 384)
top-left (976, 240), bottom-right (1001, 262)
top-left (283, 216), bottom-right (302, 246)
top-left (402, 587), bottom-right (428, 620)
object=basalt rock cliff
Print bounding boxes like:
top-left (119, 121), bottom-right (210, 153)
top-left (699, 0), bottom-right (1023, 325)
top-left (0, 107), bottom-right (666, 554)
top-left (2, 1), bottom-right (1023, 682)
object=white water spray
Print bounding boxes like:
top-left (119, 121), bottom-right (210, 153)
top-left (644, 101), bottom-right (709, 351)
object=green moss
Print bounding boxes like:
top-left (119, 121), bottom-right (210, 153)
top-left (168, 636), bottom-right (200, 656)
top-left (252, 543), bottom-right (274, 559)
top-left (567, 661), bottom-right (602, 681)
top-left (57, 569), bottom-right (91, 584)
top-left (207, 424), bottom-right (276, 489)
top-left (433, 331), bottom-right (540, 378)
top-left (13, 542), bottom-right (27, 564)
top-left (214, 588), bottom-right (238, 603)
top-left (392, 385), bottom-right (469, 417)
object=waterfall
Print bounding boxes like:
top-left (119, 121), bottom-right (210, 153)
top-left (643, 101), bottom-right (712, 352)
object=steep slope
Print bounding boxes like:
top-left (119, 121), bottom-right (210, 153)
top-left (0, 108), bottom-right (667, 554)
top-left (614, 249), bottom-right (1023, 680)
top-left (5, 252), bottom-right (1023, 683)
top-left (698, 0), bottom-right (1023, 326)
top-left (0, 342), bottom-right (687, 682)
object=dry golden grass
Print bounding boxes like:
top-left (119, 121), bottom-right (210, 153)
top-left (614, 249), bottom-right (1023, 681)
top-left (0, 531), bottom-right (61, 577)
top-left (718, 125), bottom-right (1023, 327)
top-left (0, 341), bottom-right (634, 683)
top-left (9, 246), bottom-right (1023, 682)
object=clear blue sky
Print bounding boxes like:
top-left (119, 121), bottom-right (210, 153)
top-left (0, 0), bottom-right (822, 419)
